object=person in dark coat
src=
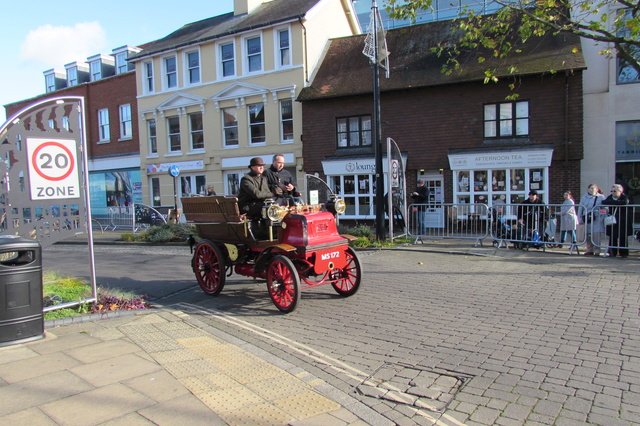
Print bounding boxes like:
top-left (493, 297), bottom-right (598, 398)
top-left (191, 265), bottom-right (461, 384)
top-left (517, 189), bottom-right (549, 234)
top-left (262, 154), bottom-right (302, 206)
top-left (602, 184), bottom-right (633, 258)
top-left (237, 157), bottom-right (274, 217)
top-left (410, 179), bottom-right (429, 234)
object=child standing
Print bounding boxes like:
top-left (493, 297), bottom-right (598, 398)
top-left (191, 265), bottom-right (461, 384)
top-left (559, 191), bottom-right (578, 247)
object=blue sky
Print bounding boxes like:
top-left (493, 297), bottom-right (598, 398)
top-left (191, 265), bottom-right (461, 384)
top-left (0, 0), bottom-right (235, 123)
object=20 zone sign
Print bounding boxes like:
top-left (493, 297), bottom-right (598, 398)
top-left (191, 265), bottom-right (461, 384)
top-left (26, 138), bottom-right (80, 200)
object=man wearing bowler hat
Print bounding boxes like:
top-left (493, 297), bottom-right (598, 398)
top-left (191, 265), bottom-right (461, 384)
top-left (238, 157), bottom-right (274, 217)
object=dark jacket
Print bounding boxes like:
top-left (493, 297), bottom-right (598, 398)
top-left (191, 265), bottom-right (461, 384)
top-left (237, 171), bottom-right (273, 217)
top-left (517, 198), bottom-right (549, 231)
top-left (411, 185), bottom-right (429, 204)
top-left (263, 165), bottom-right (298, 198)
top-left (602, 193), bottom-right (632, 236)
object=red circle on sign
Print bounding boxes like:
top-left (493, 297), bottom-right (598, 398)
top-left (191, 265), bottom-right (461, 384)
top-left (31, 141), bottom-right (75, 182)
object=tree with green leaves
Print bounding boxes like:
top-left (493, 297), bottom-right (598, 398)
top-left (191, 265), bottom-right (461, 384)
top-left (386, 0), bottom-right (640, 89)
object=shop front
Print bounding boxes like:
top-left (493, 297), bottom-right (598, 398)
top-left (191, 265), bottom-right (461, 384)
top-left (448, 147), bottom-right (554, 209)
top-left (322, 154), bottom-right (408, 220)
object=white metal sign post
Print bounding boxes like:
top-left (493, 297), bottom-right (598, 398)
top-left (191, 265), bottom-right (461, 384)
top-left (26, 138), bottom-right (80, 201)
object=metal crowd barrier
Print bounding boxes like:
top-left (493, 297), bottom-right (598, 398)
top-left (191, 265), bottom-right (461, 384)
top-left (409, 201), bottom-right (640, 255)
top-left (90, 204), bottom-right (167, 233)
top-left (408, 203), bottom-right (489, 246)
top-left (584, 204), bottom-right (640, 256)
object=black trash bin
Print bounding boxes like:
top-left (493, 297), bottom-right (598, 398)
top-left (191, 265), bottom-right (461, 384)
top-left (0, 236), bottom-right (44, 346)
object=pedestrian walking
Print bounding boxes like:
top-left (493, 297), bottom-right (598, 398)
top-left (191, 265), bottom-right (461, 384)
top-left (579, 183), bottom-right (605, 255)
top-left (559, 191), bottom-right (578, 248)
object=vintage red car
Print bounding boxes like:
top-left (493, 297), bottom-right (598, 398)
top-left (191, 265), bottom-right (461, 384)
top-left (181, 176), bottom-right (361, 312)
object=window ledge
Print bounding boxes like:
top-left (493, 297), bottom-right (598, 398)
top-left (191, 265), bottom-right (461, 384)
top-left (186, 150), bottom-right (205, 155)
top-left (146, 154), bottom-right (159, 159)
top-left (97, 140), bottom-right (111, 144)
top-left (165, 152), bottom-right (183, 157)
top-left (482, 137), bottom-right (532, 145)
top-left (118, 136), bottom-right (133, 142)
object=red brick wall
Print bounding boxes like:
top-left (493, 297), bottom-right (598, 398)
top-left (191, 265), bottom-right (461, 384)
top-left (301, 71), bottom-right (584, 202)
top-left (4, 72), bottom-right (139, 160)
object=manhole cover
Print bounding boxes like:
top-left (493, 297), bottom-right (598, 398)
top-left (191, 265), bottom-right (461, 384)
top-left (356, 363), bottom-right (472, 413)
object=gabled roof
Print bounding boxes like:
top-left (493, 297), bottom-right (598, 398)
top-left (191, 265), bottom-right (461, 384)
top-left (130, 0), bottom-right (326, 61)
top-left (298, 18), bottom-right (586, 101)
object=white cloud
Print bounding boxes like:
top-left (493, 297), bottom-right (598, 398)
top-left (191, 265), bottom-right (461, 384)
top-left (20, 22), bottom-right (107, 66)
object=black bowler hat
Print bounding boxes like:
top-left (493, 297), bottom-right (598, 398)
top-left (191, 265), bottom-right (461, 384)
top-left (248, 157), bottom-right (266, 167)
top-left (528, 189), bottom-right (538, 196)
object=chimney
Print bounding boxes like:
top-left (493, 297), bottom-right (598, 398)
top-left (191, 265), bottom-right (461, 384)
top-left (234, 0), bottom-right (262, 15)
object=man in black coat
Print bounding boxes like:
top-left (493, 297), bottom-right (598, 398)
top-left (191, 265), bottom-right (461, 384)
top-left (410, 179), bottom-right (429, 234)
top-left (263, 154), bottom-right (302, 206)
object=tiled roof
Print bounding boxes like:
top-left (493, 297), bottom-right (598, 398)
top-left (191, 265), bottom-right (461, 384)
top-left (298, 18), bottom-right (586, 100)
top-left (130, 0), bottom-right (321, 60)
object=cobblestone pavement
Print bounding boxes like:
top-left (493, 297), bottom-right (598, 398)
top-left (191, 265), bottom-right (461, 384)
top-left (170, 248), bottom-right (640, 426)
top-left (46, 242), bottom-right (640, 425)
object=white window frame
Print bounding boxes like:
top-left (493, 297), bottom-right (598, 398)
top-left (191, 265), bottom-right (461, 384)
top-left (151, 177), bottom-right (161, 206)
top-left (115, 52), bottom-right (128, 74)
top-left (222, 107), bottom-right (239, 148)
top-left (274, 26), bottom-right (291, 68)
top-left (90, 61), bottom-right (101, 81)
top-left (189, 112), bottom-right (204, 151)
top-left (224, 171), bottom-right (242, 196)
top-left (243, 33), bottom-right (263, 74)
top-left (248, 103), bottom-right (266, 145)
top-left (185, 50), bottom-right (201, 85)
top-left (98, 108), bottom-right (110, 142)
top-left (180, 174), bottom-right (207, 197)
top-left (144, 61), bottom-right (154, 94)
top-left (218, 41), bottom-right (236, 79)
top-left (167, 116), bottom-right (181, 153)
top-left (163, 55), bottom-right (178, 90)
top-left (119, 104), bottom-right (132, 140)
top-left (328, 174), bottom-right (375, 219)
top-left (45, 74), bottom-right (55, 93)
top-left (280, 99), bottom-right (294, 143)
top-left (61, 116), bottom-right (69, 131)
top-left (148, 119), bottom-right (157, 155)
top-left (67, 67), bottom-right (78, 87)
top-left (452, 167), bottom-right (549, 211)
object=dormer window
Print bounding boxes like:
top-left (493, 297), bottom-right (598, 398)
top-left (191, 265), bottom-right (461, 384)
top-left (115, 52), bottom-right (128, 74)
top-left (46, 74), bottom-right (55, 92)
top-left (67, 67), bottom-right (78, 86)
top-left (90, 61), bottom-right (101, 81)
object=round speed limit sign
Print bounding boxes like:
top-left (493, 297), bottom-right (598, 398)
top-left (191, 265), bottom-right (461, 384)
top-left (26, 138), bottom-right (80, 200)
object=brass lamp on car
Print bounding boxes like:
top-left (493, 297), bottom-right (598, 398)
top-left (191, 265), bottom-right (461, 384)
top-left (326, 195), bottom-right (346, 215)
top-left (262, 203), bottom-right (288, 223)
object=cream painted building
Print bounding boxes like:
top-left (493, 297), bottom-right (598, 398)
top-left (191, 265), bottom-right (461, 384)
top-left (130, 0), bottom-right (360, 209)
top-left (581, 5), bottom-right (640, 201)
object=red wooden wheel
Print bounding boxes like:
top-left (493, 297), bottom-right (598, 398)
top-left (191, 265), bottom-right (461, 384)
top-left (331, 247), bottom-right (361, 296)
top-left (266, 255), bottom-right (301, 313)
top-left (192, 240), bottom-right (226, 295)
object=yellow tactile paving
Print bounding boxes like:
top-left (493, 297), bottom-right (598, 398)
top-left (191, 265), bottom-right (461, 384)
top-left (275, 390), bottom-right (341, 419)
top-left (150, 348), bottom-right (202, 364)
top-left (221, 402), bottom-right (294, 425)
top-left (246, 375), bottom-right (312, 401)
top-left (198, 386), bottom-right (265, 413)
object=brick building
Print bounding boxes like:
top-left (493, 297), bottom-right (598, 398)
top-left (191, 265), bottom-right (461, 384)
top-left (298, 19), bottom-right (586, 221)
top-left (4, 50), bottom-right (142, 211)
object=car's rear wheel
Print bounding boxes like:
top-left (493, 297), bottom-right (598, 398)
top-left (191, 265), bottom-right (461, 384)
top-left (192, 240), bottom-right (225, 295)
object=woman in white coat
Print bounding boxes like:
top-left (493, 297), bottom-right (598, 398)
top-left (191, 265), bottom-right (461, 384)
top-left (559, 191), bottom-right (578, 247)
top-left (579, 184), bottom-right (605, 255)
